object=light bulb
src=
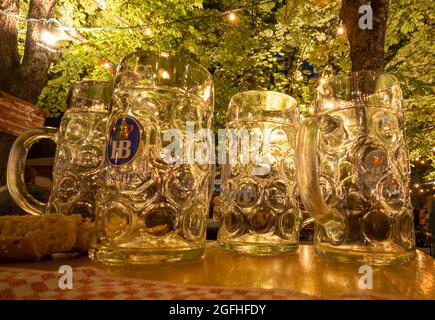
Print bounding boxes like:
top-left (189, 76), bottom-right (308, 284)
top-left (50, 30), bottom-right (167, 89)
top-left (97, 0), bottom-right (107, 10)
top-left (337, 25), bottom-right (345, 35)
top-left (228, 12), bottom-right (237, 23)
top-left (40, 30), bottom-right (58, 46)
top-left (68, 29), bottom-right (77, 37)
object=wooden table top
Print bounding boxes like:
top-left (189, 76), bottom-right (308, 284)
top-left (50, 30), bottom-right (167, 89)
top-left (2, 243), bottom-right (434, 299)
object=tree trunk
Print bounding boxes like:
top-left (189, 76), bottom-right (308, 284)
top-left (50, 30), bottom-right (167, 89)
top-left (0, 0), bottom-right (20, 186)
top-left (0, 0), bottom-right (57, 185)
top-left (0, 0), bottom-right (20, 92)
top-left (5, 0), bottom-right (57, 103)
top-left (339, 0), bottom-right (389, 72)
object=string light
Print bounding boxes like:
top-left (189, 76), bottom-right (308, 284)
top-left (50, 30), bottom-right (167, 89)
top-left (94, 0), bottom-right (107, 10)
top-left (0, 0), bottom-right (276, 33)
top-left (36, 27), bottom-right (65, 52)
top-left (337, 21), bottom-right (345, 35)
top-left (228, 12), bottom-right (237, 23)
top-left (412, 181), bottom-right (435, 197)
top-left (40, 30), bottom-right (58, 46)
top-left (144, 27), bottom-right (152, 37)
top-left (66, 29), bottom-right (77, 37)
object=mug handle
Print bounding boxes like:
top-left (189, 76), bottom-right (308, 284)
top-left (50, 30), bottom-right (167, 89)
top-left (7, 127), bottom-right (58, 215)
top-left (295, 117), bottom-right (345, 242)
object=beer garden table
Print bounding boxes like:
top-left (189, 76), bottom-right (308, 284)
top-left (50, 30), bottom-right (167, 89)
top-left (0, 243), bottom-right (434, 300)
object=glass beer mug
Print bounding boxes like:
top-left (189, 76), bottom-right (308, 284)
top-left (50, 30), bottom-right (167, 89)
top-left (89, 51), bottom-right (214, 264)
top-left (7, 81), bottom-right (113, 217)
top-left (296, 71), bottom-right (416, 264)
top-left (217, 91), bottom-right (303, 254)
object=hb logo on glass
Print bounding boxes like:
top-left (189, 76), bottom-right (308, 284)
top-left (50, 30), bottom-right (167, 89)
top-left (107, 116), bottom-right (142, 166)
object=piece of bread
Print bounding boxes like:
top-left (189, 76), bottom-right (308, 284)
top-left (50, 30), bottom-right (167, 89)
top-left (0, 214), bottom-right (94, 262)
top-left (0, 234), bottom-right (41, 262)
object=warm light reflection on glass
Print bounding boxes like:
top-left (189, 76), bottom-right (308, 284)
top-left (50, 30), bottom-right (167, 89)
top-left (92, 102), bottom-right (109, 111)
top-left (159, 69), bottom-right (170, 79)
top-left (300, 246), bottom-right (311, 266)
top-left (267, 127), bottom-right (288, 145)
top-left (266, 93), bottom-right (289, 110)
top-left (325, 100), bottom-right (335, 110)
top-left (203, 85), bottom-right (212, 102)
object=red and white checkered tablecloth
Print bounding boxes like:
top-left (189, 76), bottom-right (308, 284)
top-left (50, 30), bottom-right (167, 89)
top-left (0, 267), bottom-right (408, 300)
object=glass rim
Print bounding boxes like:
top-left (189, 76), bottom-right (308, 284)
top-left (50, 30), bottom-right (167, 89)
top-left (229, 90), bottom-right (298, 109)
top-left (70, 80), bottom-right (114, 90)
top-left (67, 80), bottom-right (114, 110)
top-left (326, 70), bottom-right (399, 78)
top-left (117, 50), bottom-right (213, 82)
top-left (319, 71), bottom-right (400, 93)
top-left (73, 80), bottom-right (113, 86)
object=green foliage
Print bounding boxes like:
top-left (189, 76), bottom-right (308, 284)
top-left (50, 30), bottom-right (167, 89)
top-left (38, 45), bottom-right (100, 117)
top-left (384, 0), bottom-right (435, 181)
top-left (20, 0), bottom-right (433, 180)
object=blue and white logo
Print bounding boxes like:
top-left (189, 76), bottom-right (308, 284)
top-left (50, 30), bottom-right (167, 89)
top-left (107, 116), bottom-right (142, 166)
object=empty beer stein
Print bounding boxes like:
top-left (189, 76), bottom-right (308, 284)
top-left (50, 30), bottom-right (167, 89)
top-left (89, 51), bottom-right (214, 264)
top-left (7, 81), bottom-right (113, 217)
top-left (296, 71), bottom-right (416, 264)
top-left (217, 90), bottom-right (304, 254)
